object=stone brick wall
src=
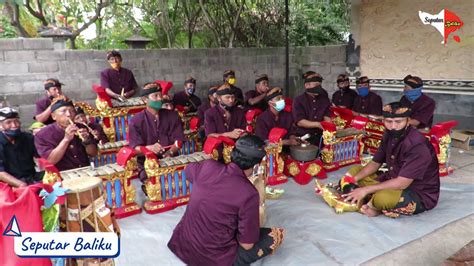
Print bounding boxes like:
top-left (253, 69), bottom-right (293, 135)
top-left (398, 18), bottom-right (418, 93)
top-left (0, 38), bottom-right (346, 128)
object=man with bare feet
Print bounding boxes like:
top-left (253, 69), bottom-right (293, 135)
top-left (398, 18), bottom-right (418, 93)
top-left (341, 102), bottom-right (440, 218)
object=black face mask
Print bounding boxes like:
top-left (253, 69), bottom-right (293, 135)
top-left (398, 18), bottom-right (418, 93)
top-left (220, 102), bottom-right (234, 111)
top-left (306, 86), bottom-right (323, 95)
top-left (339, 85), bottom-right (350, 90)
top-left (387, 127), bottom-right (407, 139)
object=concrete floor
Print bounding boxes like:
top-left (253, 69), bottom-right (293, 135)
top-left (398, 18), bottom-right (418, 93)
top-left (365, 147), bottom-right (474, 265)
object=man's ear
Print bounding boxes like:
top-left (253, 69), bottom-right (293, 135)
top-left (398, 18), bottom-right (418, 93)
top-left (51, 112), bottom-right (57, 121)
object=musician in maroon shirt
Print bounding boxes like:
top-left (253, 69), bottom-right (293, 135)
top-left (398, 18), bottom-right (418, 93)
top-left (245, 74), bottom-right (270, 111)
top-left (34, 78), bottom-right (67, 125)
top-left (352, 76), bottom-right (383, 117)
top-left (100, 50), bottom-right (138, 101)
top-left (128, 83), bottom-right (185, 182)
top-left (168, 135), bottom-right (285, 265)
top-left (292, 73), bottom-right (331, 146)
top-left (35, 100), bottom-right (98, 171)
top-left (255, 87), bottom-right (297, 145)
top-left (332, 74), bottom-right (357, 109)
top-left (204, 83), bottom-right (246, 139)
top-left (343, 102), bottom-right (440, 218)
top-left (223, 70), bottom-right (245, 107)
top-left (172, 76), bottom-right (202, 113)
top-left (400, 75), bottom-right (436, 129)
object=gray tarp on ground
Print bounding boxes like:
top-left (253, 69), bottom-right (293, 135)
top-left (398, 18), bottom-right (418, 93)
top-left (116, 166), bottom-right (474, 265)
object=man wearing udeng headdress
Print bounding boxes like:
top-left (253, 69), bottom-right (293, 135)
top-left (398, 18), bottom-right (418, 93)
top-left (0, 107), bottom-right (41, 187)
top-left (352, 76), bottom-right (383, 117)
top-left (341, 102), bottom-right (440, 218)
top-left (292, 72), bottom-right (331, 146)
top-left (255, 87), bottom-right (298, 146)
top-left (34, 78), bottom-right (68, 125)
top-left (223, 70), bottom-right (245, 107)
top-left (128, 82), bottom-right (185, 182)
top-left (168, 135), bottom-right (285, 265)
top-left (100, 50), bottom-right (138, 101)
top-left (204, 83), bottom-right (246, 139)
top-left (35, 100), bottom-right (98, 171)
top-left (400, 75), bottom-right (436, 130)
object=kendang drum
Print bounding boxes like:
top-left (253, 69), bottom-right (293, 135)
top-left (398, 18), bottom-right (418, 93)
top-left (56, 172), bottom-right (118, 266)
top-left (60, 175), bottom-right (117, 233)
top-left (42, 152), bottom-right (142, 219)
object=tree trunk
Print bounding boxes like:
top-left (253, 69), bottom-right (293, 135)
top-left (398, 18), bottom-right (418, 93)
top-left (4, 2), bottom-right (32, 37)
top-left (228, 0), bottom-right (245, 48)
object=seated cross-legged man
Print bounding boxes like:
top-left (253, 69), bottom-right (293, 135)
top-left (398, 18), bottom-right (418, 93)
top-left (35, 100), bottom-right (98, 171)
top-left (168, 135), bottom-right (284, 265)
top-left (0, 107), bottom-right (42, 187)
top-left (342, 102), bottom-right (440, 218)
top-left (128, 82), bottom-right (185, 183)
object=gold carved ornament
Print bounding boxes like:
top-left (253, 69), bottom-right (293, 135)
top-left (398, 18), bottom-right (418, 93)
top-left (322, 130), bottom-right (336, 145)
top-left (305, 163), bottom-right (321, 176)
top-left (321, 149), bottom-right (334, 164)
top-left (315, 180), bottom-right (360, 213)
top-left (332, 116), bottom-right (347, 129)
top-left (437, 135), bottom-right (451, 164)
top-left (42, 171), bottom-right (61, 185)
top-left (287, 162), bottom-right (300, 177)
top-left (223, 145), bottom-right (233, 164)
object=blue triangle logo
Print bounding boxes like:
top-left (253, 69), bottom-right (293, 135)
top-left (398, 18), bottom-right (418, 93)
top-left (2, 215), bottom-right (22, 237)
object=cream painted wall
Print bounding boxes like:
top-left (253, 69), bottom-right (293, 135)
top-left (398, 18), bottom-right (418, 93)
top-left (352, 0), bottom-right (473, 80)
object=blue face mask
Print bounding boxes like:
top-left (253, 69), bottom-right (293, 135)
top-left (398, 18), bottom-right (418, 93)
top-left (357, 87), bottom-right (369, 97)
top-left (3, 129), bottom-right (21, 138)
top-left (273, 99), bottom-right (286, 112)
top-left (186, 87), bottom-right (195, 95)
top-left (404, 87), bottom-right (422, 102)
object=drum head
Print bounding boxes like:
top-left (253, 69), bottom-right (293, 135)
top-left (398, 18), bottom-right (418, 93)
top-left (62, 176), bottom-right (102, 193)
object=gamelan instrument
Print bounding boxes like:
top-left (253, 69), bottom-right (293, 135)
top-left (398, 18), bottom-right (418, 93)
top-left (315, 179), bottom-right (360, 213)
